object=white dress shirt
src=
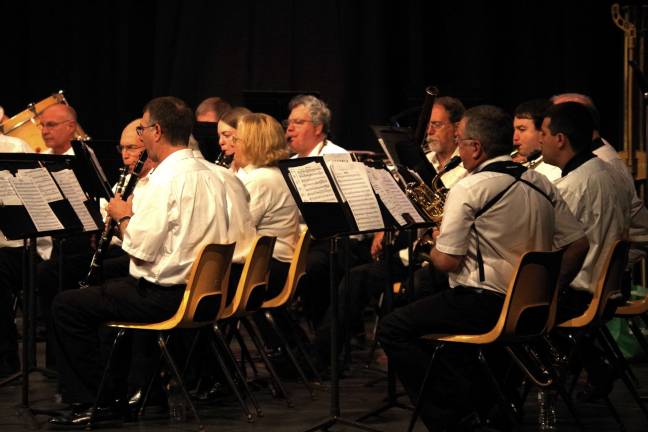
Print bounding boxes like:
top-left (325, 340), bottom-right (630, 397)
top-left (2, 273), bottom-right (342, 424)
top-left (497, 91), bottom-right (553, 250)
top-left (195, 154), bottom-right (256, 263)
top-left (291, 139), bottom-right (347, 158)
top-left (533, 159), bottom-right (562, 182)
top-left (436, 156), bottom-right (585, 295)
top-left (554, 157), bottom-right (631, 293)
top-left (237, 165), bottom-right (300, 263)
top-left (122, 148), bottom-right (230, 286)
top-left (594, 139), bottom-right (648, 243)
top-left (425, 147), bottom-right (468, 188)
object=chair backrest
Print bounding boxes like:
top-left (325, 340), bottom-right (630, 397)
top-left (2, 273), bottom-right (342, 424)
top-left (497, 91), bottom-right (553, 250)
top-left (172, 242), bottom-right (236, 328)
top-left (499, 249), bottom-right (564, 340)
top-left (220, 235), bottom-right (276, 319)
top-left (261, 229), bottom-right (311, 309)
top-left (559, 240), bottom-right (630, 328)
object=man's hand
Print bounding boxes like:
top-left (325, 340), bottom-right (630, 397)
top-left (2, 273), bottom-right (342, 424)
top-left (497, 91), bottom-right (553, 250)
top-left (106, 193), bottom-right (133, 222)
top-left (371, 231), bottom-right (385, 260)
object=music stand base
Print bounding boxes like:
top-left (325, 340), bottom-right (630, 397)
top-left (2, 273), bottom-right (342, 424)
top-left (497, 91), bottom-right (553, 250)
top-left (356, 398), bottom-right (413, 422)
top-left (302, 416), bottom-right (385, 432)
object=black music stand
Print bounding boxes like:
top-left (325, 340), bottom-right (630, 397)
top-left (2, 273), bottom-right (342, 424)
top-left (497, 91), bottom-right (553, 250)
top-left (0, 153), bottom-right (102, 425)
top-left (279, 156), bottom-right (429, 431)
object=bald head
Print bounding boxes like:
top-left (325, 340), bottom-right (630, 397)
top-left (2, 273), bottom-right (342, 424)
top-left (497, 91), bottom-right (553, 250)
top-left (551, 92), bottom-right (600, 136)
top-left (40, 104), bottom-right (78, 154)
top-left (119, 118), bottom-right (147, 171)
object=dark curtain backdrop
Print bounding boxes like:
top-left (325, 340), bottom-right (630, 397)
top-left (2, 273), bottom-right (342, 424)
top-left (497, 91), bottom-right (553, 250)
top-left (1, 0), bottom-right (626, 156)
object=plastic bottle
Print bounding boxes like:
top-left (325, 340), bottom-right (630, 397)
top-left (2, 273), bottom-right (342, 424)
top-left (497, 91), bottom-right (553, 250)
top-left (167, 378), bottom-right (186, 423)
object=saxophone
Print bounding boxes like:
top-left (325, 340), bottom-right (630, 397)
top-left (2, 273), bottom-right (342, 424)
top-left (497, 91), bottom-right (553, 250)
top-left (79, 150), bottom-right (148, 287)
top-left (405, 155), bottom-right (462, 223)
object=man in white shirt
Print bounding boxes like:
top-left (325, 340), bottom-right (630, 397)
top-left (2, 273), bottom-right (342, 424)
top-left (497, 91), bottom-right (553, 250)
top-left (285, 94), bottom-right (346, 157)
top-left (49, 97), bottom-right (232, 426)
top-left (424, 96), bottom-right (467, 187)
top-left (40, 103), bottom-right (79, 156)
top-left (513, 98), bottom-right (562, 181)
top-left (378, 105), bottom-right (588, 430)
top-left (542, 102), bottom-right (631, 318)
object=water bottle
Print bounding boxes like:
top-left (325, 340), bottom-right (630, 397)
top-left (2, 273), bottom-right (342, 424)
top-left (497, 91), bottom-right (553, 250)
top-left (167, 378), bottom-right (187, 423)
top-left (537, 389), bottom-right (557, 431)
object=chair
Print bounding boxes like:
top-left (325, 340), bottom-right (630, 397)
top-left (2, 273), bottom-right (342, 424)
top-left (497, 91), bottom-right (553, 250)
top-left (558, 240), bottom-right (648, 427)
top-left (407, 249), bottom-right (564, 432)
top-left (259, 229), bottom-right (321, 397)
top-left (88, 242), bottom-right (236, 430)
top-left (218, 236), bottom-right (295, 404)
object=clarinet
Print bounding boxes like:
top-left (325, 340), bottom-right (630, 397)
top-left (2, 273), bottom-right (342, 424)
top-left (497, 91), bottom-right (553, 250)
top-left (80, 150), bottom-right (148, 288)
top-left (215, 151), bottom-right (233, 168)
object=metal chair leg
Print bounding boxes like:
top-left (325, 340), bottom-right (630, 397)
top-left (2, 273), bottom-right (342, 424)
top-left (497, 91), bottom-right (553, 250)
top-left (265, 310), bottom-right (315, 399)
top-left (241, 317), bottom-right (293, 407)
top-left (87, 328), bottom-right (126, 430)
top-left (407, 344), bottom-right (443, 432)
top-left (213, 324), bottom-right (263, 417)
top-left (157, 333), bottom-right (204, 430)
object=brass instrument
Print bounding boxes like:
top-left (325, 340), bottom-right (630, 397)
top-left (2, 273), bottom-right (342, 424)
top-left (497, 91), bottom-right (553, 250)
top-left (405, 155), bottom-right (461, 223)
top-left (510, 149), bottom-right (542, 169)
top-left (80, 150), bottom-right (148, 288)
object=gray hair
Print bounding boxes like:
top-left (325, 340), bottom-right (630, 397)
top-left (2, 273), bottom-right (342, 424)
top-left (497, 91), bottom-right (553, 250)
top-left (463, 105), bottom-right (513, 158)
top-left (288, 94), bottom-right (331, 134)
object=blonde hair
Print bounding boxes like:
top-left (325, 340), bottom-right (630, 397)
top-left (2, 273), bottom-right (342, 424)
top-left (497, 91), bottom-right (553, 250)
top-left (237, 113), bottom-right (289, 167)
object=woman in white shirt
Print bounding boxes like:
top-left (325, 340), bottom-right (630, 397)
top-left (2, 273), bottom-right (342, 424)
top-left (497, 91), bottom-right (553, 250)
top-left (217, 107), bottom-right (251, 172)
top-left (234, 113), bottom-right (300, 298)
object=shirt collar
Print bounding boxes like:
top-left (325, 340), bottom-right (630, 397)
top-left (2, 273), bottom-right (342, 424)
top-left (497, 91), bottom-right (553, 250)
top-left (561, 151), bottom-right (596, 177)
top-left (474, 155), bottom-right (512, 173)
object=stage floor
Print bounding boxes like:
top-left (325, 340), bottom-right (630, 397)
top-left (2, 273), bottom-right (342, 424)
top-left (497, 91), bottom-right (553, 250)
top-left (1, 342), bottom-right (647, 431)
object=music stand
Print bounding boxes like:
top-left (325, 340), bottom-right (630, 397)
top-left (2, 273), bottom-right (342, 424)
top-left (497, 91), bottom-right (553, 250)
top-left (0, 152), bottom-right (102, 425)
top-left (279, 156), bottom-right (429, 431)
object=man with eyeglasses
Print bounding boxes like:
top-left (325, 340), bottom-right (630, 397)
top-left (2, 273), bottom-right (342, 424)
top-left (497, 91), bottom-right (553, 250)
top-left (378, 105), bottom-right (588, 430)
top-left (285, 94), bottom-right (346, 158)
top-left (48, 96), bottom-right (234, 427)
top-left (40, 103), bottom-right (79, 155)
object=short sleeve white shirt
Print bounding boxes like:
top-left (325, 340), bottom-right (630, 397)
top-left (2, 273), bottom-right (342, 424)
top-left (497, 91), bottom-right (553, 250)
top-left (122, 149), bottom-right (230, 286)
top-left (436, 156), bottom-right (585, 295)
top-left (554, 157), bottom-right (631, 293)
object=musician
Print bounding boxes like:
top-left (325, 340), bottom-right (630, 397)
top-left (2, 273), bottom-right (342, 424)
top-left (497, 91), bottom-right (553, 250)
top-left (285, 94), bottom-right (346, 157)
top-left (216, 106), bottom-right (252, 172)
top-left (378, 105), bottom-right (588, 430)
top-left (48, 96), bottom-right (233, 427)
top-left (424, 96), bottom-right (467, 186)
top-left (233, 113), bottom-right (300, 298)
top-left (195, 96), bottom-right (231, 123)
top-left (541, 102), bottom-right (631, 315)
top-left (551, 93), bottom-right (648, 246)
top-left (513, 98), bottom-right (562, 181)
top-left (40, 103), bottom-right (79, 155)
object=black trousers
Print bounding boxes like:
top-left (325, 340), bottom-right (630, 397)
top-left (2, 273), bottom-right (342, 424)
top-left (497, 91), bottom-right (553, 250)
top-left (51, 276), bottom-right (184, 404)
top-left (378, 287), bottom-right (504, 430)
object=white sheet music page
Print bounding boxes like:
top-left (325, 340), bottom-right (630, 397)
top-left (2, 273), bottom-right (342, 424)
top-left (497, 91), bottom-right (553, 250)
top-left (287, 162), bottom-right (337, 203)
top-left (0, 174), bottom-right (22, 206)
top-left (51, 169), bottom-right (98, 231)
top-left (324, 155), bottom-right (384, 232)
top-left (17, 167), bottom-right (64, 202)
top-left (8, 176), bottom-right (64, 232)
top-left (366, 166), bottom-right (425, 226)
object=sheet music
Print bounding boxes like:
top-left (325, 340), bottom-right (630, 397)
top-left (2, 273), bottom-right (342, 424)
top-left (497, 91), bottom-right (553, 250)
top-left (51, 169), bottom-right (98, 231)
top-left (327, 159), bottom-right (384, 232)
top-left (17, 167), bottom-right (64, 202)
top-left (287, 162), bottom-right (338, 203)
top-left (366, 166), bottom-right (425, 226)
top-left (0, 170), bottom-right (13, 179)
top-left (8, 176), bottom-right (64, 232)
top-left (0, 175), bottom-right (22, 206)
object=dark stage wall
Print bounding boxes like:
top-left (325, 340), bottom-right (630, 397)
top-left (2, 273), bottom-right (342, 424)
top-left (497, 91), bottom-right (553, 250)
top-left (0, 0), bottom-right (627, 154)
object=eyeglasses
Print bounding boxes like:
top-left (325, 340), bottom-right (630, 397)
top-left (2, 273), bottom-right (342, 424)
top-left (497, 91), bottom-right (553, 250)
top-left (135, 123), bottom-right (157, 136)
top-left (115, 144), bottom-right (144, 154)
top-left (38, 120), bottom-right (73, 130)
top-left (281, 118), bottom-right (314, 128)
top-left (428, 121), bottom-right (450, 130)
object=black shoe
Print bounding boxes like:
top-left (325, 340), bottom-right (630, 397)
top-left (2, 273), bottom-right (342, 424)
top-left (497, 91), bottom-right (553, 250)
top-left (48, 403), bottom-right (124, 428)
top-left (196, 381), bottom-right (231, 401)
top-left (127, 387), bottom-right (168, 418)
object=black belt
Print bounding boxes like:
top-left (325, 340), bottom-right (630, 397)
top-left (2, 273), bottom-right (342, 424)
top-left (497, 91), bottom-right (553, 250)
top-left (138, 278), bottom-right (186, 292)
top-left (453, 285), bottom-right (505, 298)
